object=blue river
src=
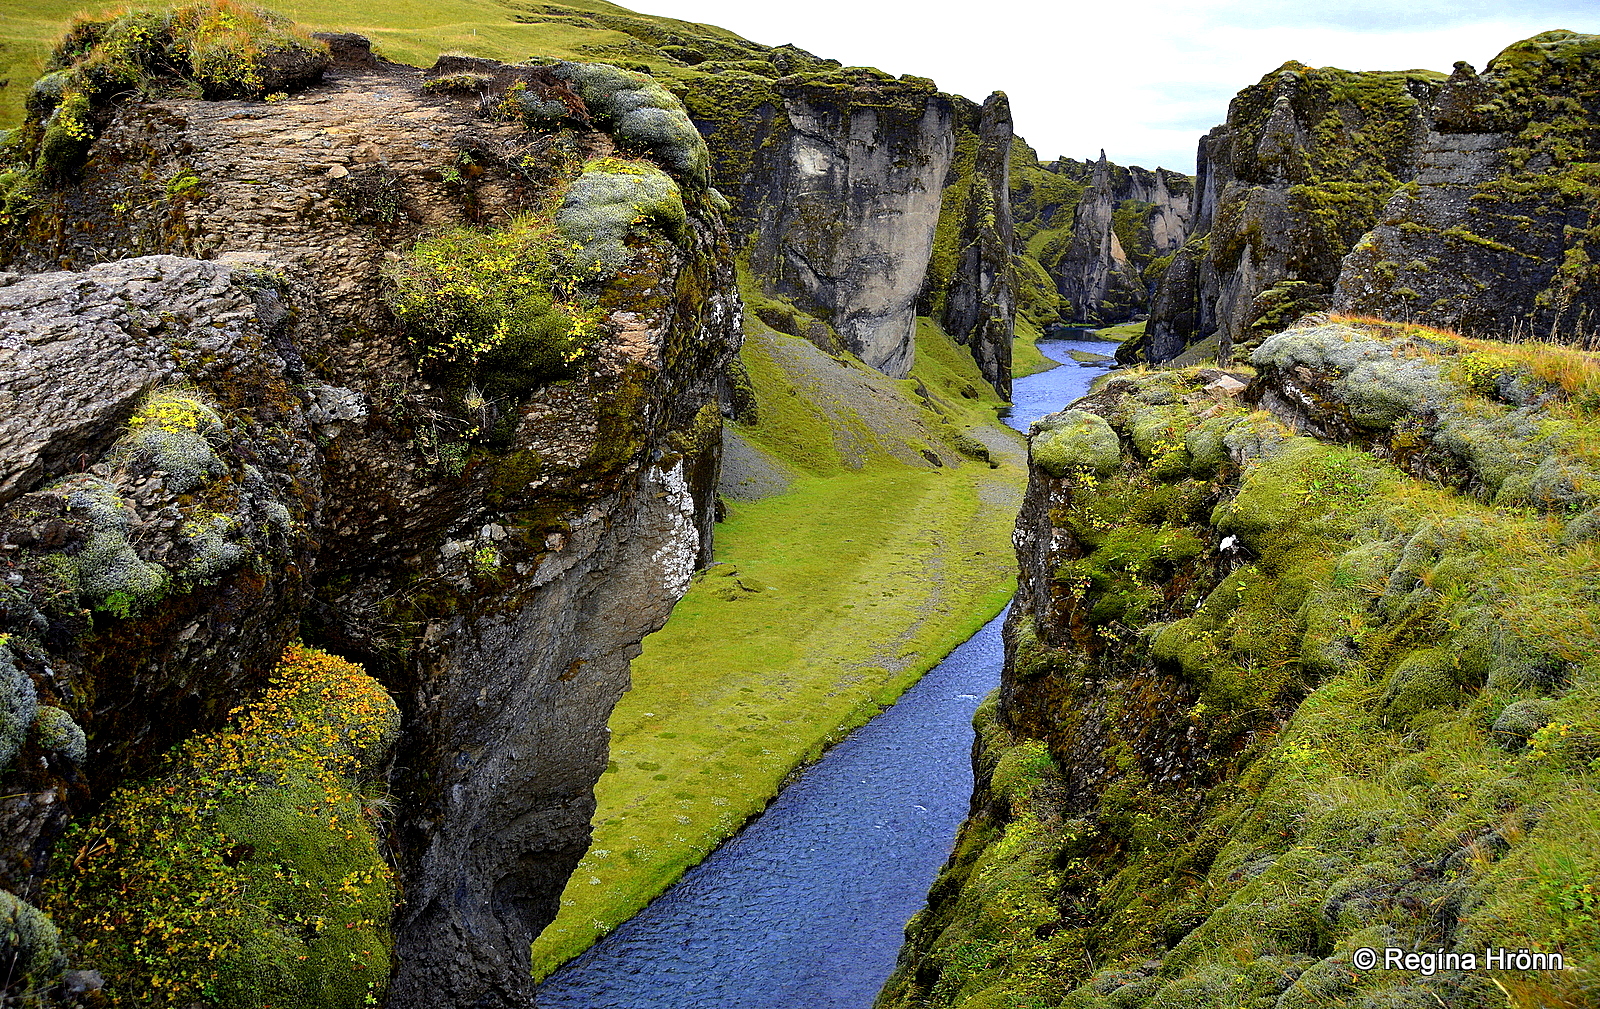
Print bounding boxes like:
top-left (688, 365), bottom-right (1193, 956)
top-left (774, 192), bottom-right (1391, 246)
top-left (536, 330), bottom-right (1119, 1008)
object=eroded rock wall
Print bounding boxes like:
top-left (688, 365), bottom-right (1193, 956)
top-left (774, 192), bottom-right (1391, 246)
top-left (1009, 148), bottom-right (1193, 331)
top-left (1137, 62), bottom-right (1442, 363)
top-left (0, 37), bottom-right (737, 1008)
top-left (1334, 32), bottom-right (1600, 344)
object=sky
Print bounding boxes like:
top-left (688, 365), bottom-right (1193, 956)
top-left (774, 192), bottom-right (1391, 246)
top-left (628, 0), bottom-right (1600, 174)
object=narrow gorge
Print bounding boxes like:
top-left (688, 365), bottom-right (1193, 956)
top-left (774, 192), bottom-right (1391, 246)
top-left (0, 3), bottom-right (1594, 1009)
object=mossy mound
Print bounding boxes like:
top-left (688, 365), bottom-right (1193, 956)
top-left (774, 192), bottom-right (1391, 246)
top-left (552, 62), bottom-right (710, 186)
top-left (1254, 318), bottom-right (1600, 518)
top-left (1031, 410), bottom-right (1121, 478)
top-left (556, 156), bottom-right (687, 271)
top-left (46, 644), bottom-right (399, 1008)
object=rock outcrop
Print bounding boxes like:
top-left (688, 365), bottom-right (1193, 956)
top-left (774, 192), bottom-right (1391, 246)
top-left (882, 318), bottom-right (1600, 1009)
top-left (738, 71), bottom-right (955, 379)
top-left (684, 64), bottom-right (1018, 389)
top-left (1334, 31), bottom-right (1600, 344)
top-left (922, 91), bottom-right (1017, 399)
top-left (1010, 147), bottom-right (1193, 329)
top-left (0, 23), bottom-right (736, 1009)
top-left (1137, 62), bottom-right (1443, 363)
top-left (1138, 30), bottom-right (1600, 364)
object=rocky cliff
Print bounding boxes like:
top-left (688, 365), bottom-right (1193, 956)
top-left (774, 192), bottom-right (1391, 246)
top-left (1010, 146), bottom-right (1193, 330)
top-left (922, 92), bottom-right (1017, 399)
top-left (1334, 31), bottom-right (1600, 344)
top-left (0, 11), bottom-right (736, 1007)
top-left (881, 318), bottom-right (1600, 1008)
top-left (1138, 30), bottom-right (1600, 366)
top-left (1137, 62), bottom-right (1442, 364)
top-left (678, 61), bottom-right (1013, 392)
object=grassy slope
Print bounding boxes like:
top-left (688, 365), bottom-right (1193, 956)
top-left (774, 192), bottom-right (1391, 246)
top-left (1010, 318), bottom-right (1058, 379)
top-left (0, 0), bottom-right (743, 128)
top-left (530, 317), bottom-right (1028, 978)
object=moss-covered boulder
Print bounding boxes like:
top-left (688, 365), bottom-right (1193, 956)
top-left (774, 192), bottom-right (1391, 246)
top-left (1030, 409), bottom-right (1121, 478)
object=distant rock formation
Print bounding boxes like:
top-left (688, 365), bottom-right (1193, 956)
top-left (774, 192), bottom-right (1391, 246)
top-left (1138, 30), bottom-right (1600, 363)
top-left (1335, 31), bottom-right (1600, 345)
top-left (683, 63), bottom-right (1015, 393)
top-left (1137, 61), bottom-right (1442, 363)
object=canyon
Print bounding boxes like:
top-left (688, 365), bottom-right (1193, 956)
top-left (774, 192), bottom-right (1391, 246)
top-left (0, 4), bottom-right (1594, 1008)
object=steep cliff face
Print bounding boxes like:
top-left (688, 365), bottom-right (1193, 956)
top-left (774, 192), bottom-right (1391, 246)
top-left (681, 63), bottom-right (1013, 390)
top-left (608, 13), bottom-right (1017, 393)
top-left (1138, 62), bottom-right (1442, 363)
top-left (1334, 31), bottom-right (1600, 344)
top-left (740, 71), bottom-right (956, 379)
top-left (1010, 146), bottom-right (1193, 331)
top-left (0, 20), bottom-right (735, 1008)
top-left (922, 92), bottom-right (1016, 399)
top-left (883, 318), bottom-right (1600, 1009)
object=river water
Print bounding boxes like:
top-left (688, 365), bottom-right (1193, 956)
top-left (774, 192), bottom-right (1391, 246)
top-left (536, 331), bottom-right (1119, 1009)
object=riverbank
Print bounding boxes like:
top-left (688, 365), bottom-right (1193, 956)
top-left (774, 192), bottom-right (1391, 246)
top-left (530, 318), bottom-right (1029, 978)
top-left (1011, 318), bottom-right (1061, 379)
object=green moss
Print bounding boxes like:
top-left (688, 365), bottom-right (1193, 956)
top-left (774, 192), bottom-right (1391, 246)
top-left (388, 212), bottom-right (592, 405)
top-left (31, 704), bottom-right (86, 765)
top-left (9, 2), bottom-right (326, 186)
top-left (47, 644), bottom-right (398, 1008)
top-left (123, 389), bottom-right (226, 494)
top-left (556, 156), bottom-right (686, 271)
top-left (56, 476), bottom-right (171, 620)
top-left (553, 61), bottom-right (709, 186)
top-left (1031, 410), bottom-right (1121, 478)
top-left (0, 889), bottom-right (64, 997)
top-left (887, 344), bottom-right (1600, 1009)
top-left (0, 640), bottom-right (39, 772)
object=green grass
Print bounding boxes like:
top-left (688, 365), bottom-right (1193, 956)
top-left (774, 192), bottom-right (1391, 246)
top-left (1011, 317), bottom-right (1059, 379)
top-left (1093, 320), bottom-right (1145, 342)
top-left (0, 0), bottom-right (750, 129)
top-left (530, 317), bottom-right (1029, 978)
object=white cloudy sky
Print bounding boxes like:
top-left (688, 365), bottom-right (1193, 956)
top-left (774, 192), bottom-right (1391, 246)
top-left (628, 0), bottom-right (1600, 173)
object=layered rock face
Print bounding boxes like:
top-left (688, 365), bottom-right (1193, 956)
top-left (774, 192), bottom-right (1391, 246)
top-left (882, 319), bottom-right (1600, 1009)
top-left (1138, 62), bottom-right (1442, 363)
top-left (1334, 31), bottom-right (1600, 343)
top-left (1139, 30), bottom-right (1600, 364)
top-left (679, 59), bottom-right (1013, 393)
top-left (923, 92), bottom-right (1017, 399)
top-left (1, 31), bottom-right (736, 1008)
top-left (741, 72), bottom-right (956, 379)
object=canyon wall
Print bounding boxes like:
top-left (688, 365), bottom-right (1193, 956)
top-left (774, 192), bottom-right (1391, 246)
top-left (1136, 30), bottom-right (1600, 364)
top-left (679, 59), bottom-right (1014, 392)
top-left (882, 318), bottom-right (1600, 1009)
top-left (1334, 31), bottom-right (1600, 344)
top-left (0, 26), bottom-right (736, 1008)
top-left (1136, 62), bottom-right (1442, 363)
top-left (1012, 150), bottom-right (1193, 328)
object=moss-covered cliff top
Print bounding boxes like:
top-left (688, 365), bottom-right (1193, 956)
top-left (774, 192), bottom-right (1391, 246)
top-left (883, 318), bottom-right (1600, 1009)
